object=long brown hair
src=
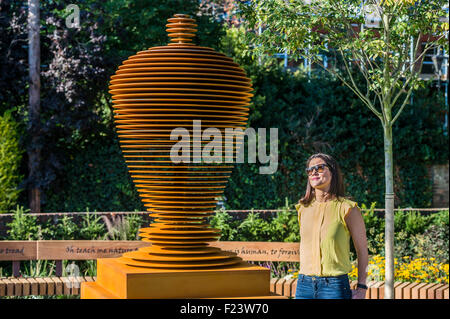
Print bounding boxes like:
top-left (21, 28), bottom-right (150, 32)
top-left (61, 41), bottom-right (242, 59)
top-left (298, 153), bottom-right (346, 206)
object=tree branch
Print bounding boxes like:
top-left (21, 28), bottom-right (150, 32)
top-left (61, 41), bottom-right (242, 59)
top-left (390, 35), bottom-right (443, 108)
top-left (335, 48), bottom-right (383, 120)
top-left (350, 48), bottom-right (380, 99)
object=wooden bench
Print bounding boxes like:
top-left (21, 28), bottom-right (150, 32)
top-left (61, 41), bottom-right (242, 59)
top-left (0, 240), bottom-right (448, 299)
top-left (0, 276), bottom-right (96, 297)
top-left (1, 275), bottom-right (447, 299)
top-left (0, 240), bottom-right (301, 276)
top-left (270, 278), bottom-right (449, 299)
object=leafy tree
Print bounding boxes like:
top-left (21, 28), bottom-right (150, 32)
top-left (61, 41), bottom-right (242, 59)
top-left (240, 0), bottom-right (448, 298)
top-left (0, 0), bottom-right (224, 211)
top-left (219, 26), bottom-right (446, 211)
top-left (0, 0), bottom-right (28, 115)
top-left (6, 206), bottom-right (39, 240)
top-left (0, 112), bottom-right (24, 213)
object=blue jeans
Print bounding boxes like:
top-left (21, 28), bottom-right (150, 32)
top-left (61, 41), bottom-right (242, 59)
top-left (295, 273), bottom-right (352, 299)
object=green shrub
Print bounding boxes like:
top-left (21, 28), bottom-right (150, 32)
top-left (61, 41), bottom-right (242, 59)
top-left (79, 212), bottom-right (106, 240)
top-left (209, 208), bottom-right (240, 241)
top-left (5, 205), bottom-right (60, 241)
top-left (209, 205), bottom-right (448, 262)
top-left (125, 214), bottom-right (144, 240)
top-left (411, 224), bottom-right (449, 264)
top-left (236, 212), bottom-right (273, 241)
top-left (54, 215), bottom-right (79, 240)
top-left (210, 201), bottom-right (300, 243)
top-left (102, 214), bottom-right (143, 240)
top-left (6, 206), bottom-right (39, 240)
top-left (360, 203), bottom-right (385, 256)
top-left (406, 211), bottom-right (433, 234)
top-left (361, 202), bottom-right (384, 230)
top-left (394, 230), bottom-right (414, 259)
top-left (43, 132), bottom-right (144, 212)
top-left (430, 209), bottom-right (449, 227)
top-left (268, 199), bottom-right (300, 242)
top-left (0, 111), bottom-right (23, 213)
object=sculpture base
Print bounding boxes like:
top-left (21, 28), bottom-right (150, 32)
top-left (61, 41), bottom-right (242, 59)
top-left (81, 258), bottom-right (283, 299)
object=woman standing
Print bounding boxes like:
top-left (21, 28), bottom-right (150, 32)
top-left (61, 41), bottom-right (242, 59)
top-left (294, 153), bottom-right (369, 299)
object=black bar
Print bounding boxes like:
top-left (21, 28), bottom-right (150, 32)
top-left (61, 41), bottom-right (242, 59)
top-left (55, 260), bottom-right (63, 277)
top-left (12, 261), bottom-right (20, 277)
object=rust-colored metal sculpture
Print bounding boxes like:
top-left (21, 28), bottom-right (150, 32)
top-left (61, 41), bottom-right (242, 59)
top-left (110, 14), bottom-right (252, 269)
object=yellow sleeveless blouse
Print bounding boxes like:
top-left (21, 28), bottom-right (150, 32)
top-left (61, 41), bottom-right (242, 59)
top-left (294, 197), bottom-right (358, 277)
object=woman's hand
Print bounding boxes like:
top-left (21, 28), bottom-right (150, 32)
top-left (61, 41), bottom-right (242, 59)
top-left (351, 288), bottom-right (367, 299)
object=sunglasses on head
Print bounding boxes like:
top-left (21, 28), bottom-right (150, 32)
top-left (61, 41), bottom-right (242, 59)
top-left (305, 163), bottom-right (329, 175)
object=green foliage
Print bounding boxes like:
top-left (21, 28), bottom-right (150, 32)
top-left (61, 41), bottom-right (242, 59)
top-left (102, 214), bottom-right (143, 240)
top-left (411, 210), bottom-right (450, 263)
top-left (267, 199), bottom-right (300, 242)
top-left (394, 230), bottom-right (413, 259)
top-left (0, 112), bottom-right (23, 213)
top-left (210, 199), bottom-right (299, 243)
top-left (211, 203), bottom-right (448, 263)
top-left (237, 212), bottom-right (273, 241)
top-left (54, 215), bottom-right (79, 240)
top-left (221, 59), bottom-right (447, 209)
top-left (1, 0), bottom-right (224, 211)
top-left (270, 210), bottom-right (300, 243)
top-left (210, 209), bottom-right (239, 241)
top-left (98, 0), bottom-right (224, 59)
top-left (357, 205), bottom-right (449, 259)
top-left (44, 132), bottom-right (144, 212)
top-left (361, 202), bottom-right (384, 230)
top-left (1, 206), bottom-right (448, 280)
top-left (5, 205), bottom-right (63, 241)
top-left (359, 202), bottom-right (385, 256)
top-left (216, 26), bottom-right (448, 210)
top-left (4, 211), bottom-right (145, 242)
top-left (22, 260), bottom-right (54, 278)
top-left (430, 210), bottom-right (449, 227)
top-left (6, 206), bottom-right (39, 240)
top-left (240, 0), bottom-right (448, 119)
top-left (404, 211), bottom-right (433, 235)
top-left (79, 212), bottom-right (106, 240)
top-left (394, 210), bottom-right (436, 237)
top-left (412, 224), bottom-right (449, 264)
top-left (213, 204), bottom-right (300, 243)
top-left (78, 259), bottom-right (97, 277)
top-left (125, 214), bottom-right (144, 240)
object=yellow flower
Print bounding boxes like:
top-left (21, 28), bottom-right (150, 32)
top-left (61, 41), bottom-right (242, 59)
top-left (363, 256), bottom-right (449, 283)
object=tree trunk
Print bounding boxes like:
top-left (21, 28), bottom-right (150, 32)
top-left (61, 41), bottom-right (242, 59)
top-left (383, 123), bottom-right (395, 299)
top-left (28, 0), bottom-right (41, 213)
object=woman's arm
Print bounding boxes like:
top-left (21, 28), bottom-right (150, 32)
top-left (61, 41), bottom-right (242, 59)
top-left (345, 206), bottom-right (369, 298)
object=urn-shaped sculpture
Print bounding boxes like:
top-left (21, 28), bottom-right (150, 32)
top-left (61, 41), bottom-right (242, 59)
top-left (110, 14), bottom-right (252, 269)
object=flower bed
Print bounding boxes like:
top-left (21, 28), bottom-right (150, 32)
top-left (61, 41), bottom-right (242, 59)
top-left (286, 255), bottom-right (449, 284)
top-left (349, 255), bottom-right (449, 284)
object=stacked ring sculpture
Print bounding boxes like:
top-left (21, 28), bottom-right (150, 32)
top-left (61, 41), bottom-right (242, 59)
top-left (110, 14), bottom-right (253, 269)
